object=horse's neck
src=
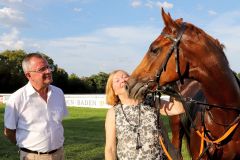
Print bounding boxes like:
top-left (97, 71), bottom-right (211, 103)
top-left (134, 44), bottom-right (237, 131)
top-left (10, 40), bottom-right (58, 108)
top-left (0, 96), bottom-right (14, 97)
top-left (191, 66), bottom-right (240, 107)
top-left (178, 80), bottom-right (201, 97)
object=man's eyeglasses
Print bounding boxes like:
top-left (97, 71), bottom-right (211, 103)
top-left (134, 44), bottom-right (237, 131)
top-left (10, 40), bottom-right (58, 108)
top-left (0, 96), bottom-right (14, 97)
top-left (28, 65), bottom-right (54, 73)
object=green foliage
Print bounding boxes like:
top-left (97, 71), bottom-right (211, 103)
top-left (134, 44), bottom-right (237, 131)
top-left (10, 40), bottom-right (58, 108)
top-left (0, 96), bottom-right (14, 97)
top-left (66, 74), bottom-right (88, 93)
top-left (0, 50), bottom-right (110, 93)
top-left (52, 67), bottom-right (69, 91)
top-left (65, 72), bottom-right (109, 93)
top-left (237, 73), bottom-right (240, 79)
top-left (0, 50), bottom-right (27, 92)
top-left (91, 72), bottom-right (109, 93)
top-left (81, 72), bottom-right (109, 93)
top-left (0, 55), bottom-right (11, 91)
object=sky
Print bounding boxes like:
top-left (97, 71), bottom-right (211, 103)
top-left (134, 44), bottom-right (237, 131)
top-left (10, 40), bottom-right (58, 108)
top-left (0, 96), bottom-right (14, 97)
top-left (0, 0), bottom-right (240, 77)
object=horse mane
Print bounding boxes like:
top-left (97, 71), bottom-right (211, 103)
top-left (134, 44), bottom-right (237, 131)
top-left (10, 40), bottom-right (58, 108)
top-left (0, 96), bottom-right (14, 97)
top-left (174, 19), bottom-right (229, 67)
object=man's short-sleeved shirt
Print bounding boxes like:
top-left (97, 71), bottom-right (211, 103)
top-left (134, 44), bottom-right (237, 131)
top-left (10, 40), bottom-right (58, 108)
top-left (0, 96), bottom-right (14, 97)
top-left (4, 82), bottom-right (68, 152)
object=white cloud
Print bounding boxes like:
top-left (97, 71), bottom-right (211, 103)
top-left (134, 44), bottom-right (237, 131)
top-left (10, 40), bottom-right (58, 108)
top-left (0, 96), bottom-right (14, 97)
top-left (24, 26), bottom-right (161, 76)
top-left (0, 7), bottom-right (25, 27)
top-left (208, 10), bottom-right (217, 16)
top-left (1, 0), bottom-right (23, 3)
top-left (73, 7), bottom-right (82, 12)
top-left (5, 0), bottom-right (23, 3)
top-left (145, 1), bottom-right (154, 8)
top-left (131, 0), bottom-right (142, 8)
top-left (156, 1), bottom-right (173, 9)
top-left (0, 27), bottom-right (24, 50)
top-left (132, 0), bottom-right (173, 10)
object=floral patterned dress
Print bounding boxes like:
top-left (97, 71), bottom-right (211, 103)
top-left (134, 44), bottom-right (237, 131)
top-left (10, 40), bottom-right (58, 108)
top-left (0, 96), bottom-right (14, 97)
top-left (115, 103), bottom-right (167, 160)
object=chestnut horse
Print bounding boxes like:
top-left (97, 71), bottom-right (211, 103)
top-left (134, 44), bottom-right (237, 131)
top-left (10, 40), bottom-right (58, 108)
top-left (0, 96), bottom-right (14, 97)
top-left (169, 80), bottom-right (205, 159)
top-left (126, 9), bottom-right (240, 159)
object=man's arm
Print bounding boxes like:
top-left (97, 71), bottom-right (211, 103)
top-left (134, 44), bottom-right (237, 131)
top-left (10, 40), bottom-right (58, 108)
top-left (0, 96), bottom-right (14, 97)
top-left (4, 128), bottom-right (16, 144)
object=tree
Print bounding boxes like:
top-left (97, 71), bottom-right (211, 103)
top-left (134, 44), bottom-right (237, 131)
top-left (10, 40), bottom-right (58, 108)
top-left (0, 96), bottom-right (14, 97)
top-left (81, 76), bottom-right (97, 93)
top-left (0, 49), bottom-right (110, 93)
top-left (67, 74), bottom-right (89, 93)
top-left (52, 67), bottom-right (69, 92)
top-left (92, 72), bottom-right (109, 93)
top-left (82, 72), bottom-right (109, 93)
top-left (0, 50), bottom-right (70, 93)
top-left (0, 55), bottom-right (11, 92)
top-left (0, 50), bottom-right (27, 92)
top-left (237, 72), bottom-right (240, 79)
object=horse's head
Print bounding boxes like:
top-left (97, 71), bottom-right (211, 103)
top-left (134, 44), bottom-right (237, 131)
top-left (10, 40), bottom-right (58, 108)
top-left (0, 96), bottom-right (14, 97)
top-left (126, 8), bottom-right (225, 100)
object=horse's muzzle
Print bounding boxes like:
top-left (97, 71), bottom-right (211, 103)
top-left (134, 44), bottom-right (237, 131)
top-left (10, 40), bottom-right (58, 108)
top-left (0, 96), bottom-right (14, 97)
top-left (126, 78), bottom-right (157, 100)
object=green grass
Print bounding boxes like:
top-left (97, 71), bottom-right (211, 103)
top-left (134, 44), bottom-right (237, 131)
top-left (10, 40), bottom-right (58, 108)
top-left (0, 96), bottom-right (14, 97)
top-left (63, 107), bottom-right (106, 160)
top-left (0, 104), bottom-right (190, 160)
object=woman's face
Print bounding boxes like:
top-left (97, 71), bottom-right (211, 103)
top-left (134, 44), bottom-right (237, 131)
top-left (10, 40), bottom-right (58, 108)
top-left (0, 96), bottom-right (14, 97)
top-left (112, 71), bottom-right (129, 96)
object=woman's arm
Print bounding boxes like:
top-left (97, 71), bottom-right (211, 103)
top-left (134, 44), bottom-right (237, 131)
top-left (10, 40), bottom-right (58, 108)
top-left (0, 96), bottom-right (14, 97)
top-left (160, 80), bottom-right (201, 116)
top-left (105, 107), bottom-right (117, 160)
top-left (160, 99), bottom-right (185, 116)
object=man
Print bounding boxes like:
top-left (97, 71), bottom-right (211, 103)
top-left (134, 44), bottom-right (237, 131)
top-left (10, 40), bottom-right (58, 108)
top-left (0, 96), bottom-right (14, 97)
top-left (4, 53), bottom-right (68, 160)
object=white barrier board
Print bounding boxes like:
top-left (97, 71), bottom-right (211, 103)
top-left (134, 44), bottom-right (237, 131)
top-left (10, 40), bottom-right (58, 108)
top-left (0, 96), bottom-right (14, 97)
top-left (0, 93), bottom-right (169, 109)
top-left (0, 94), bottom-right (10, 104)
top-left (64, 94), bottom-right (110, 108)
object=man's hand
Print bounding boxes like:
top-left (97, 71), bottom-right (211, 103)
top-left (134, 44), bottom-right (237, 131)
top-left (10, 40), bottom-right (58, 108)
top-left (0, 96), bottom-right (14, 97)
top-left (4, 128), bottom-right (16, 144)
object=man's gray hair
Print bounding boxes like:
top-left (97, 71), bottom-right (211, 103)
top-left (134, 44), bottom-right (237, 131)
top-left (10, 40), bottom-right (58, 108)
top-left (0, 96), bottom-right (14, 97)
top-left (22, 53), bottom-right (45, 73)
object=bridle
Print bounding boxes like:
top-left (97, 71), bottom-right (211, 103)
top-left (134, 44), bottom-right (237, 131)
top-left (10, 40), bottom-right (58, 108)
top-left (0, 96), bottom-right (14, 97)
top-left (144, 22), bottom-right (240, 160)
top-left (149, 22), bottom-right (240, 112)
top-left (155, 22), bottom-right (187, 85)
top-left (145, 22), bottom-right (240, 112)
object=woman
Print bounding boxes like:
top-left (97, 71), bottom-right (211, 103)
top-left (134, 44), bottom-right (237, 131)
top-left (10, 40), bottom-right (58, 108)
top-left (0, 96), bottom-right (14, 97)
top-left (105, 70), bottom-right (185, 160)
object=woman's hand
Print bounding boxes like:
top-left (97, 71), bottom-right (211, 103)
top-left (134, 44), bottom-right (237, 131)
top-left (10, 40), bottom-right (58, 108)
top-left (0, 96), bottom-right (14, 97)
top-left (160, 98), bottom-right (185, 116)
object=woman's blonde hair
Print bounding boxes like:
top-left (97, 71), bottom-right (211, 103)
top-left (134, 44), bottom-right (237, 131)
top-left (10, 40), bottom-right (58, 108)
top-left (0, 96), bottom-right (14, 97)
top-left (105, 70), bottom-right (129, 106)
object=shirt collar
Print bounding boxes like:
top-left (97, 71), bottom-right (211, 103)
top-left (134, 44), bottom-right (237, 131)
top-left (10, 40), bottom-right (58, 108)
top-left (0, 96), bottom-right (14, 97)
top-left (26, 82), bottom-right (52, 97)
top-left (26, 82), bottom-right (37, 96)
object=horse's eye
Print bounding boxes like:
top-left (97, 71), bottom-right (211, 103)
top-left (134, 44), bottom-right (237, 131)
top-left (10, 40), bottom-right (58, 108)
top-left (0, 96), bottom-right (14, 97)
top-left (151, 47), bottom-right (161, 55)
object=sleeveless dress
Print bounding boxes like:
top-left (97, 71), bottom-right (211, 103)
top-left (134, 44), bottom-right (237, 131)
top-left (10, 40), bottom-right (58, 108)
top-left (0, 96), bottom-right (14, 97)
top-left (114, 103), bottom-right (167, 160)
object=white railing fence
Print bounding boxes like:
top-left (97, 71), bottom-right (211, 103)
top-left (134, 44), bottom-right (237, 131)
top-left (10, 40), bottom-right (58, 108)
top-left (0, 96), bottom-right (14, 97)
top-left (1, 94), bottom-right (169, 109)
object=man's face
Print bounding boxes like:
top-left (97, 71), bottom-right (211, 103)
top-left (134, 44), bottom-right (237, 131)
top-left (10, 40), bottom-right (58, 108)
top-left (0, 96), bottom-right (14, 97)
top-left (26, 57), bottom-right (53, 89)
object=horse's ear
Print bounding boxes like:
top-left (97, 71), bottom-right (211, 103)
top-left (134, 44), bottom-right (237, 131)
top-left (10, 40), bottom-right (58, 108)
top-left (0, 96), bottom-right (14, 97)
top-left (161, 8), bottom-right (177, 32)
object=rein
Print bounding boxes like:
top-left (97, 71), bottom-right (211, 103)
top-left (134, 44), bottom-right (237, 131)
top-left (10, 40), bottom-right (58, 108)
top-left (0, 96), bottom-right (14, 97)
top-left (151, 83), bottom-right (240, 160)
top-left (162, 86), bottom-right (240, 112)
